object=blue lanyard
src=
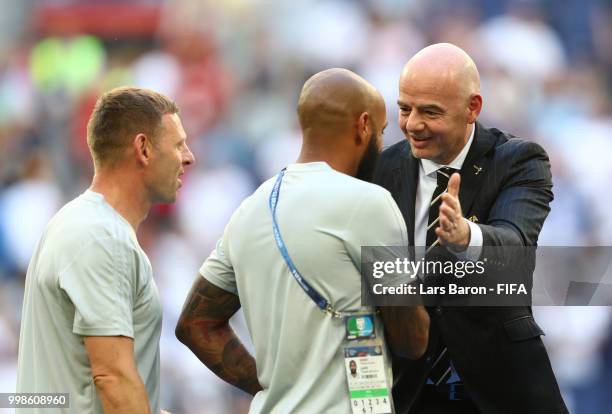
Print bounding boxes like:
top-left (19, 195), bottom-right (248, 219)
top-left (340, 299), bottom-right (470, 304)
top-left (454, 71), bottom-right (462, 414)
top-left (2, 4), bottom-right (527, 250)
top-left (269, 169), bottom-right (343, 318)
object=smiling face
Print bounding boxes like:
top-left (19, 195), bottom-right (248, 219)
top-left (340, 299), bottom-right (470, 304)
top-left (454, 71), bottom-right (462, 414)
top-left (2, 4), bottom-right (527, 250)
top-left (398, 73), bottom-right (473, 165)
top-left (145, 113), bottom-right (195, 203)
top-left (397, 44), bottom-right (482, 165)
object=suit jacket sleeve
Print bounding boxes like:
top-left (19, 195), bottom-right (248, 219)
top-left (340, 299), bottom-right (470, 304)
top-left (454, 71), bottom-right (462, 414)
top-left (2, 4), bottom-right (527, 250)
top-left (479, 140), bottom-right (553, 247)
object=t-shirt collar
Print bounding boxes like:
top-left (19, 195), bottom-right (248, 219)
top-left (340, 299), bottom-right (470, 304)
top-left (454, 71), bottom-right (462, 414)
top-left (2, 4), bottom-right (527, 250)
top-left (285, 161), bottom-right (333, 172)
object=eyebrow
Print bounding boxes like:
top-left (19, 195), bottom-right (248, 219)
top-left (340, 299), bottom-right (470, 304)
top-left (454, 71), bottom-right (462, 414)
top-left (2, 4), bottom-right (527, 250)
top-left (421, 104), bottom-right (445, 112)
top-left (397, 100), bottom-right (445, 112)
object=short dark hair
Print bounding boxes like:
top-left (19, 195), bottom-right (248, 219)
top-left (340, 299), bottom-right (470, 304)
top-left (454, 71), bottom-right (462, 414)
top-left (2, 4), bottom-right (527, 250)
top-left (86, 86), bottom-right (178, 166)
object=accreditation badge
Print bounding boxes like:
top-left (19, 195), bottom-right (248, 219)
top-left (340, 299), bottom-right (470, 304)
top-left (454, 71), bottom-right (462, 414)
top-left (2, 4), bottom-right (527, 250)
top-left (345, 314), bottom-right (376, 340)
top-left (344, 314), bottom-right (392, 414)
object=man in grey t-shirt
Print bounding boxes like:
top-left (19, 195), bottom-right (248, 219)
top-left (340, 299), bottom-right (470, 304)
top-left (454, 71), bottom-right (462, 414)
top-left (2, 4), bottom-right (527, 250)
top-left (175, 69), bottom-right (430, 413)
top-left (16, 87), bottom-right (194, 414)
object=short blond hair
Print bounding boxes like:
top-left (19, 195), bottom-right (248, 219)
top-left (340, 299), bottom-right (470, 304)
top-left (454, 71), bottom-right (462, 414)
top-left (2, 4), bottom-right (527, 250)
top-left (86, 87), bottom-right (178, 166)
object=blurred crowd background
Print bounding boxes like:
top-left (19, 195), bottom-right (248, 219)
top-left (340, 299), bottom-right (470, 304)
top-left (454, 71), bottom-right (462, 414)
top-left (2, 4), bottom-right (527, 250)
top-left (1, 0), bottom-right (611, 413)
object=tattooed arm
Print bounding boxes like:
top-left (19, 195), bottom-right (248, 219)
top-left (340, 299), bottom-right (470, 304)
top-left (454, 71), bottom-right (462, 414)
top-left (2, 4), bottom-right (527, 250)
top-left (175, 276), bottom-right (262, 395)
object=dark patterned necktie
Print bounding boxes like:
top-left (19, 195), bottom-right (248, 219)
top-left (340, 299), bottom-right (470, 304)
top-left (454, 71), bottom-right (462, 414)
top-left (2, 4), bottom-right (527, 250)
top-left (426, 167), bottom-right (455, 251)
top-left (426, 167), bottom-right (456, 385)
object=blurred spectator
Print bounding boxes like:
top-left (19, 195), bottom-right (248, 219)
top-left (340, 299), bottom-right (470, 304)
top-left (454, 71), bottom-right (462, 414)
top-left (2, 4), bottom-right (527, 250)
top-left (177, 165), bottom-right (254, 253)
top-left (474, 2), bottom-right (567, 82)
top-left (0, 154), bottom-right (61, 273)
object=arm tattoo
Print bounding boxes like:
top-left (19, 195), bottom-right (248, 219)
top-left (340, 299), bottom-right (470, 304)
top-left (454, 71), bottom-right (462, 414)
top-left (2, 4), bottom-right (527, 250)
top-left (176, 277), bottom-right (262, 395)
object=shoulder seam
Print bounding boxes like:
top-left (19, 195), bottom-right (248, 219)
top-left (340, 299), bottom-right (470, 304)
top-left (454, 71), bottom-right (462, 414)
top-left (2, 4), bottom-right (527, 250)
top-left (57, 235), bottom-right (135, 281)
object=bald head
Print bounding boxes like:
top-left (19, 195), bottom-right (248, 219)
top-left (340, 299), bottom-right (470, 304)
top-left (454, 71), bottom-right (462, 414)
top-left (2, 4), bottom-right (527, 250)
top-left (297, 68), bottom-right (384, 138)
top-left (401, 43), bottom-right (480, 100)
top-left (295, 68), bottom-right (387, 180)
top-left (397, 43), bottom-right (483, 165)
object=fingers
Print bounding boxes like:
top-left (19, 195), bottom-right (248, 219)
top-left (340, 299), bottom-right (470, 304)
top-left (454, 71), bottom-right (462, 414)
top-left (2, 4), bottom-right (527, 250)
top-left (436, 215), bottom-right (470, 250)
top-left (440, 194), bottom-right (462, 220)
top-left (440, 173), bottom-right (462, 216)
top-left (436, 176), bottom-right (466, 247)
top-left (439, 206), bottom-right (456, 232)
top-left (447, 172), bottom-right (461, 198)
top-left (436, 200), bottom-right (470, 250)
top-left (434, 172), bottom-right (465, 249)
top-left (436, 213), bottom-right (458, 244)
top-left (439, 200), bottom-right (458, 219)
top-left (436, 205), bottom-right (455, 246)
top-left (435, 226), bottom-right (445, 240)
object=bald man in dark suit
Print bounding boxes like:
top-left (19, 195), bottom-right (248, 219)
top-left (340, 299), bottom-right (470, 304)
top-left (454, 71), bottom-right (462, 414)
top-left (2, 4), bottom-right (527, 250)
top-left (374, 43), bottom-right (568, 414)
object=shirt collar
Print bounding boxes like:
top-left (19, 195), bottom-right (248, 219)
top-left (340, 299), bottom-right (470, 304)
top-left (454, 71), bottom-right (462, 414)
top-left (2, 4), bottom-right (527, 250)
top-left (285, 161), bottom-right (332, 172)
top-left (421, 124), bottom-right (476, 176)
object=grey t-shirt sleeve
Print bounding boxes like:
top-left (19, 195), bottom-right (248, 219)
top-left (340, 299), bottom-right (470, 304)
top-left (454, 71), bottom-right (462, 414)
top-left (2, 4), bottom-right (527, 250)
top-left (59, 237), bottom-right (135, 338)
top-left (199, 225), bottom-right (238, 295)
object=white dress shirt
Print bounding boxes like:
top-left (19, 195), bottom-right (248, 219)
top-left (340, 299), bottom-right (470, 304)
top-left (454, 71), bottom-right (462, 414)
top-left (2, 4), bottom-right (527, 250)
top-left (414, 124), bottom-right (482, 261)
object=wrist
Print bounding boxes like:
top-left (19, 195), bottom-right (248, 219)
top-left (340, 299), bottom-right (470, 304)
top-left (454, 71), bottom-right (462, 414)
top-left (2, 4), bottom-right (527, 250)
top-left (449, 219), bottom-right (470, 253)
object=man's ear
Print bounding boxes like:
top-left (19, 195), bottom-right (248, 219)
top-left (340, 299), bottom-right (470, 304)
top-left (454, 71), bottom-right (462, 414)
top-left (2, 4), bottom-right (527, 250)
top-left (356, 112), bottom-right (370, 145)
top-left (467, 94), bottom-right (483, 124)
top-left (134, 133), bottom-right (151, 165)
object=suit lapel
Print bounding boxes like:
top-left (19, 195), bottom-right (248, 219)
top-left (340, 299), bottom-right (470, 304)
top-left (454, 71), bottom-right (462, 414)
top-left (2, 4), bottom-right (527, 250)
top-left (458, 123), bottom-right (497, 215)
top-left (399, 142), bottom-right (419, 246)
top-left (393, 123), bottom-right (497, 245)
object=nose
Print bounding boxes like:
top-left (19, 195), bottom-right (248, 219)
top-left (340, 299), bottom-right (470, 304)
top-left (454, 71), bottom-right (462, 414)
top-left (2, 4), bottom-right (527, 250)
top-left (404, 111), bottom-right (424, 134)
top-left (183, 145), bottom-right (195, 166)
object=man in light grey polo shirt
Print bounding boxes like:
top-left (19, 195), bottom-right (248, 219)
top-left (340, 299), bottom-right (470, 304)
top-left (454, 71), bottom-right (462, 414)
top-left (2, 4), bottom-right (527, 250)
top-left (176, 69), bottom-right (429, 413)
top-left (16, 87), bottom-right (194, 413)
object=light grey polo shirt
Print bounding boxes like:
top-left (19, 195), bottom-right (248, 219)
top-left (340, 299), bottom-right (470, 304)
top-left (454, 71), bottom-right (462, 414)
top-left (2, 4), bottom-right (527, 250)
top-left (200, 162), bottom-right (408, 413)
top-left (16, 190), bottom-right (162, 414)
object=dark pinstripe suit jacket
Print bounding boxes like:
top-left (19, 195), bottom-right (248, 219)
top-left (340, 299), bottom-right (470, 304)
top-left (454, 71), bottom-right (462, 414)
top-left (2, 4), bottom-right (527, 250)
top-left (373, 123), bottom-right (568, 414)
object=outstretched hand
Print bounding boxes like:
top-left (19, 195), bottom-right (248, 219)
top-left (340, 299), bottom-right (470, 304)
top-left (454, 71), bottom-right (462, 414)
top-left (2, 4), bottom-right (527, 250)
top-left (435, 173), bottom-right (470, 252)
